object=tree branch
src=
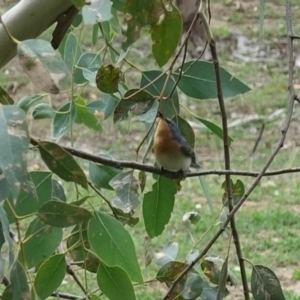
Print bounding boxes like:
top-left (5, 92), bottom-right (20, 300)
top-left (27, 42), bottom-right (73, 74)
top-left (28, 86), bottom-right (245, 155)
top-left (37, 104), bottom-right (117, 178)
top-left (163, 0), bottom-right (296, 297)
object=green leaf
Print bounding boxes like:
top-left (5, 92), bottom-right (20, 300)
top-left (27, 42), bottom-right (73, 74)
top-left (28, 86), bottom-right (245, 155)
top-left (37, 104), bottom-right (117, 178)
top-left (97, 264), bottom-right (136, 300)
top-left (82, 0), bottom-right (112, 24)
top-left (113, 89), bottom-right (155, 123)
top-left (194, 115), bottom-right (233, 144)
top-left (0, 171), bottom-right (9, 202)
top-left (92, 24), bottom-right (99, 45)
top-left (109, 171), bottom-right (140, 213)
top-left (75, 97), bottom-right (102, 131)
top-left (16, 94), bottom-right (44, 112)
top-left (52, 102), bottom-right (77, 139)
top-left (74, 53), bottom-right (102, 84)
top-left (216, 256), bottom-right (228, 300)
top-left (4, 171), bottom-right (52, 222)
top-left (251, 265), bottom-right (286, 300)
top-left (143, 176), bottom-right (177, 238)
top-left (151, 4), bottom-right (182, 67)
top-left (0, 86), bottom-right (14, 105)
top-left (87, 95), bottom-right (119, 120)
top-left (38, 200), bottom-right (92, 227)
top-left (64, 32), bottom-right (82, 71)
top-left (52, 179), bottom-right (66, 201)
top-left (10, 261), bottom-right (30, 300)
top-left (67, 224), bottom-right (100, 273)
top-left (0, 206), bottom-right (15, 268)
top-left (38, 141), bottom-right (88, 189)
top-left (153, 242), bottom-right (178, 266)
top-left (96, 64), bottom-right (122, 93)
top-left (172, 115), bottom-right (195, 147)
top-left (19, 218), bottom-right (63, 269)
top-left (0, 105), bottom-right (34, 199)
top-left (121, 0), bottom-right (162, 50)
top-left (32, 103), bottom-right (55, 119)
top-left (17, 39), bottom-right (69, 94)
top-left (181, 272), bottom-right (206, 299)
top-left (34, 254), bottom-right (66, 299)
top-left (88, 211), bottom-right (143, 283)
top-left (259, 0), bottom-right (265, 37)
top-left (173, 61), bottom-right (251, 99)
top-left (140, 71), bottom-right (179, 120)
top-left (89, 162), bottom-right (121, 190)
top-left (1, 285), bottom-right (13, 300)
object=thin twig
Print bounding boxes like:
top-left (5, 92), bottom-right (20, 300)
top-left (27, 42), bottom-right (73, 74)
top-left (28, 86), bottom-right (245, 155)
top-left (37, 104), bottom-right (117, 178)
top-left (250, 123), bottom-right (265, 156)
top-left (163, 0), bottom-right (296, 297)
top-left (199, 2), bottom-right (249, 298)
top-left (51, 292), bottom-right (81, 300)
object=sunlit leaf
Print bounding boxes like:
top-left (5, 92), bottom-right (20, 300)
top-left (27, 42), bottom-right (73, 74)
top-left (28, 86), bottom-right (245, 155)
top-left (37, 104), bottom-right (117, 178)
top-left (251, 265), bottom-right (285, 300)
top-left (75, 97), bottom-right (102, 131)
top-left (17, 39), bottom-right (69, 94)
top-left (88, 211), bottom-right (143, 283)
top-left (97, 264), bottom-right (136, 300)
top-left (151, 4), bottom-right (182, 67)
top-left (52, 179), bottom-right (66, 201)
top-left (143, 175), bottom-right (177, 238)
top-left (38, 141), bottom-right (88, 189)
top-left (38, 200), bottom-right (92, 227)
top-left (153, 242), bottom-right (179, 266)
top-left (34, 254), bottom-right (66, 299)
top-left (174, 61), bottom-right (251, 99)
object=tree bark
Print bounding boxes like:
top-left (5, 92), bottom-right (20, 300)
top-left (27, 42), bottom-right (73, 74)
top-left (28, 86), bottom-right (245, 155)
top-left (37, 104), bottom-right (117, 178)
top-left (0, 0), bottom-right (73, 69)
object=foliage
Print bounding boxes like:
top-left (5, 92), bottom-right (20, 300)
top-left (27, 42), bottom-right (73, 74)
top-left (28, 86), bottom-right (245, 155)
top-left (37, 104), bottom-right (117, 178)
top-left (0, 0), bottom-right (291, 299)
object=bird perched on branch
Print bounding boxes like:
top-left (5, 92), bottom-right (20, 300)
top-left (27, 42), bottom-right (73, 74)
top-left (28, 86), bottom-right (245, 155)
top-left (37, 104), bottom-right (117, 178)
top-left (153, 112), bottom-right (200, 172)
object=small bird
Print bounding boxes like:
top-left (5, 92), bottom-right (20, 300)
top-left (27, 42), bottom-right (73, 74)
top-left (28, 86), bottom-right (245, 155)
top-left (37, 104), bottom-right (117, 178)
top-left (153, 112), bottom-right (200, 172)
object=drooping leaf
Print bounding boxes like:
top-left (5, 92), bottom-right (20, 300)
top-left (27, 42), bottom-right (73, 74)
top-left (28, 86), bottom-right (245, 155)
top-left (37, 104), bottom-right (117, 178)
top-left (82, 0), bottom-right (113, 25)
top-left (87, 95), bottom-right (120, 120)
top-left (139, 71), bottom-right (179, 120)
top-left (151, 4), bottom-right (182, 67)
top-left (10, 261), bottom-right (30, 300)
top-left (181, 272), bottom-right (206, 299)
top-left (71, 0), bottom-right (86, 9)
top-left (17, 39), bottom-right (69, 94)
top-left (172, 115), bottom-right (195, 148)
top-left (88, 211), bottom-right (143, 283)
top-left (194, 115), bottom-right (233, 144)
top-left (32, 103), bottom-right (55, 119)
top-left (259, 0), bottom-right (266, 37)
top-left (222, 179), bottom-right (245, 206)
top-left (0, 105), bottom-right (34, 199)
top-left (216, 256), bottom-right (228, 300)
top-left (52, 179), bottom-right (66, 201)
top-left (52, 102), bottom-right (77, 139)
top-left (92, 24), bottom-right (99, 45)
top-left (17, 94), bottom-right (44, 112)
top-left (109, 171), bottom-right (140, 213)
top-left (156, 260), bottom-right (188, 284)
top-left (0, 171), bottom-right (9, 202)
top-left (143, 175), bottom-right (177, 238)
top-left (34, 254), bottom-right (67, 299)
top-left (67, 224), bottom-right (100, 273)
top-left (182, 212), bottom-right (201, 232)
top-left (18, 218), bottom-right (63, 269)
top-left (37, 141), bottom-right (88, 189)
top-left (4, 171), bottom-right (52, 222)
top-left (38, 200), bottom-right (92, 227)
top-left (73, 52), bottom-right (102, 84)
top-left (75, 97), bottom-right (102, 131)
top-left (97, 264), bottom-right (136, 300)
top-left (0, 86), bottom-right (14, 105)
top-left (64, 32), bottom-right (82, 71)
top-left (96, 64), bottom-right (122, 93)
top-left (114, 89), bottom-right (155, 123)
top-left (251, 265), bottom-right (286, 300)
top-left (89, 162), bottom-right (121, 190)
top-left (173, 61), bottom-right (251, 99)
